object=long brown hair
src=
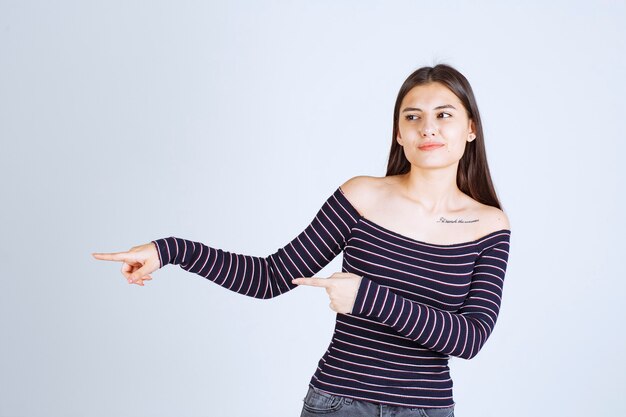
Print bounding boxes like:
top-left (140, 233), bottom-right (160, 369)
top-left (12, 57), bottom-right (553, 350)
top-left (386, 64), bottom-right (503, 210)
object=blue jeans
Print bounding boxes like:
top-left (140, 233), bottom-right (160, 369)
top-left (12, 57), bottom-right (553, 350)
top-left (300, 385), bottom-right (455, 417)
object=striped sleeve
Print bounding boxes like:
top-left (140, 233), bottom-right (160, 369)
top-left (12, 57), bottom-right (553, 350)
top-left (350, 233), bottom-right (511, 359)
top-left (151, 188), bottom-right (359, 299)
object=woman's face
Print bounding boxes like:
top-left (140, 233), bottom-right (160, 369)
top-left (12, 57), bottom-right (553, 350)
top-left (397, 82), bottom-right (476, 171)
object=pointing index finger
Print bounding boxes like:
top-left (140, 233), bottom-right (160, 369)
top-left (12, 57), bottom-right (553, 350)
top-left (92, 252), bottom-right (132, 262)
top-left (291, 277), bottom-right (328, 287)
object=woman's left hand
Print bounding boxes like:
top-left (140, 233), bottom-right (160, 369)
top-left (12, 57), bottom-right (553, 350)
top-left (292, 272), bottom-right (363, 314)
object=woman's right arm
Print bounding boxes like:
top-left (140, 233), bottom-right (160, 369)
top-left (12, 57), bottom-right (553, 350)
top-left (94, 186), bottom-right (361, 298)
top-left (153, 187), bottom-right (360, 299)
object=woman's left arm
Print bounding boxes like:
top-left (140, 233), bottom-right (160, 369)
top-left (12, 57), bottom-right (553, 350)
top-left (350, 236), bottom-right (511, 360)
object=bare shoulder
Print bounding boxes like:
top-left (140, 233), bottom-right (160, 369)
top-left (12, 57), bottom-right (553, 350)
top-left (339, 175), bottom-right (379, 197)
top-left (476, 203), bottom-right (511, 233)
top-left (339, 175), bottom-right (386, 212)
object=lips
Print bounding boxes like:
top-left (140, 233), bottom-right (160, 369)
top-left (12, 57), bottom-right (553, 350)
top-left (418, 142), bottom-right (445, 151)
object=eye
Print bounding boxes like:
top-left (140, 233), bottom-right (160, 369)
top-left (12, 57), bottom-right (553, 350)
top-left (439, 112), bottom-right (452, 118)
top-left (405, 114), bottom-right (419, 121)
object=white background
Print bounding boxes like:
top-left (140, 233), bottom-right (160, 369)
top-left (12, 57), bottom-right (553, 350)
top-left (1, 1), bottom-right (624, 416)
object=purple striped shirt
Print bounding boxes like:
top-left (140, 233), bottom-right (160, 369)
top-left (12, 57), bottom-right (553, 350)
top-left (152, 186), bottom-right (511, 409)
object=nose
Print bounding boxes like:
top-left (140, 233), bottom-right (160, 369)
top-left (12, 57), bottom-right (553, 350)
top-left (420, 117), bottom-right (437, 137)
top-left (421, 125), bottom-right (436, 137)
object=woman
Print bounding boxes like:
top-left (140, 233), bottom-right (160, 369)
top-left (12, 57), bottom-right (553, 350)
top-left (93, 63), bottom-right (511, 417)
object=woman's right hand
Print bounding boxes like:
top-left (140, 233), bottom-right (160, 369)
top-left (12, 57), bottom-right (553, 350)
top-left (92, 242), bottom-right (160, 286)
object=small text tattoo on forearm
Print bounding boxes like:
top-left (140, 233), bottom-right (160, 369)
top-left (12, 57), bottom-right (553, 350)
top-left (436, 217), bottom-right (479, 224)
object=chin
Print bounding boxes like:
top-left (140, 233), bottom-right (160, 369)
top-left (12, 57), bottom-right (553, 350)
top-left (408, 159), bottom-right (460, 170)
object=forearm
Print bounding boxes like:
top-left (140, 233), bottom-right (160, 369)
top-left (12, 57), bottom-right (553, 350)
top-left (350, 277), bottom-right (492, 359)
top-left (152, 236), bottom-right (304, 299)
top-left (350, 239), bottom-right (510, 360)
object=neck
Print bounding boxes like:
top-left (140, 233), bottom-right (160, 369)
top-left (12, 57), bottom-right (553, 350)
top-left (399, 164), bottom-right (463, 213)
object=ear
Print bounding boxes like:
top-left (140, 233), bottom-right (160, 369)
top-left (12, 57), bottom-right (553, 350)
top-left (467, 119), bottom-right (477, 142)
top-left (397, 131), bottom-right (403, 146)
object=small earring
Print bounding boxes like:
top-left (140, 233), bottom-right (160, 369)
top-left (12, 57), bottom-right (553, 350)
top-left (469, 133), bottom-right (476, 140)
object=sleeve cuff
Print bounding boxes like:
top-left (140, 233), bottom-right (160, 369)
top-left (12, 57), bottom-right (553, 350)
top-left (350, 276), bottom-right (390, 318)
top-left (152, 237), bottom-right (178, 268)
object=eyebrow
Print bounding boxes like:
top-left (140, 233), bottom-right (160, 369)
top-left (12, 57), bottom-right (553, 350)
top-left (401, 104), bottom-right (457, 113)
